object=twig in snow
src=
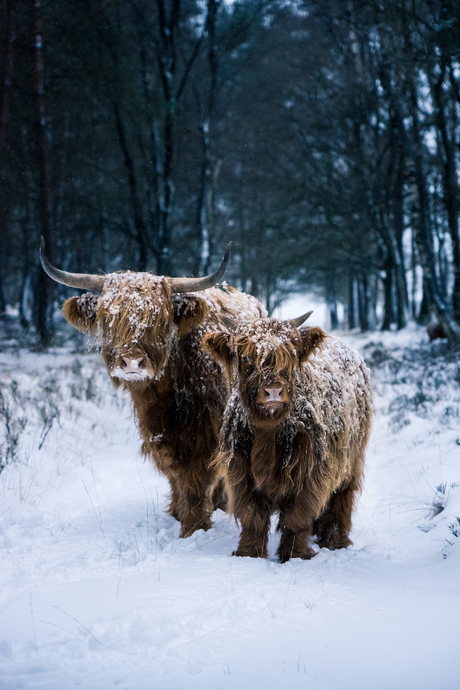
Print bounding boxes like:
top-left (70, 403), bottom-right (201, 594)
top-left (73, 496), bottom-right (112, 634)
top-left (82, 479), bottom-right (107, 545)
top-left (40, 620), bottom-right (89, 647)
top-left (29, 590), bottom-right (39, 657)
top-left (51, 605), bottom-right (100, 645)
top-left (190, 531), bottom-right (233, 551)
top-left (38, 412), bottom-right (57, 450)
top-left (90, 459), bottom-right (103, 527)
top-left (117, 551), bottom-right (126, 597)
top-left (135, 456), bottom-right (150, 544)
top-left (283, 564), bottom-right (294, 610)
top-left (296, 648), bottom-right (306, 673)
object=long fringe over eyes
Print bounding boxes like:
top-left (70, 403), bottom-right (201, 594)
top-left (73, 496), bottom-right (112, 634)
top-left (97, 273), bottom-right (173, 347)
top-left (236, 335), bottom-right (299, 377)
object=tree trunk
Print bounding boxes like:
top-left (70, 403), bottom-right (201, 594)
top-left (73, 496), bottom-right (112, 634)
top-left (326, 276), bottom-right (338, 329)
top-left (0, 0), bottom-right (17, 316)
top-left (329, 301), bottom-right (339, 330)
top-left (0, 0), bottom-right (16, 153)
top-left (407, 82), bottom-right (460, 340)
top-left (392, 144), bottom-right (409, 329)
top-left (357, 271), bottom-right (369, 332)
top-left (379, 49), bottom-right (460, 342)
top-left (113, 101), bottom-right (148, 271)
top-left (381, 256), bottom-right (394, 331)
top-left (431, 56), bottom-right (460, 324)
top-left (196, 0), bottom-right (220, 276)
top-left (31, 0), bottom-right (53, 346)
top-left (418, 278), bottom-right (430, 324)
top-left (195, 119), bottom-right (212, 276)
top-left (348, 272), bottom-right (356, 329)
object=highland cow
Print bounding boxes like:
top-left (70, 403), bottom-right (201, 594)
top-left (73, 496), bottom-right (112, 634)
top-left (40, 240), bottom-right (265, 537)
top-left (203, 314), bottom-right (373, 562)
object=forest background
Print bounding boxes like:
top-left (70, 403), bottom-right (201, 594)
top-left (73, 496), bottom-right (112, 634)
top-left (1, 0), bottom-right (460, 346)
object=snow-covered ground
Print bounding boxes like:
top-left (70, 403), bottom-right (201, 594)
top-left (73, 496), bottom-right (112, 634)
top-left (1, 326), bottom-right (459, 690)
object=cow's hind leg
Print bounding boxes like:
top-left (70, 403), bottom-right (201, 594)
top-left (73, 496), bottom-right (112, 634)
top-left (314, 479), bottom-right (359, 550)
top-left (211, 477), bottom-right (228, 512)
top-left (167, 476), bottom-right (181, 521)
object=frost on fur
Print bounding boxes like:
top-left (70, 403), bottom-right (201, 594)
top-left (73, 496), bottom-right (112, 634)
top-left (206, 318), bottom-right (374, 562)
top-left (60, 269), bottom-right (266, 539)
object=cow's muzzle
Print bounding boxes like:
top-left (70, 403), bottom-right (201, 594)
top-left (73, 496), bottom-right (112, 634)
top-left (111, 355), bottom-right (151, 381)
top-left (121, 356), bottom-right (146, 374)
top-left (256, 384), bottom-right (289, 406)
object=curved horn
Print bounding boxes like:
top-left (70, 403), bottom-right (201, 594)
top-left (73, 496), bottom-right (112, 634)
top-left (287, 310), bottom-right (313, 328)
top-left (169, 242), bottom-right (232, 293)
top-left (39, 237), bottom-right (105, 292)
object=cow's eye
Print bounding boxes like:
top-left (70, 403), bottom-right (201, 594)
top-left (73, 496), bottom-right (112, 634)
top-left (242, 356), bottom-right (252, 364)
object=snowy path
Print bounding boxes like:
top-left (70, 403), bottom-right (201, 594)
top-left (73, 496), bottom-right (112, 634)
top-left (1, 334), bottom-right (460, 689)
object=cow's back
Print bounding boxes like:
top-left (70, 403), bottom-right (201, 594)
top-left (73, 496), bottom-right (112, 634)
top-left (198, 285), bottom-right (267, 332)
top-left (293, 335), bottom-right (373, 492)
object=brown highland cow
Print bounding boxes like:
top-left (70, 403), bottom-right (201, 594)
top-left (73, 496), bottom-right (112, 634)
top-left (40, 240), bottom-right (265, 537)
top-left (203, 314), bottom-right (373, 562)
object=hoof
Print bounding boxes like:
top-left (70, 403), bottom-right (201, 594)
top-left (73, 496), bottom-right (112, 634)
top-left (179, 516), bottom-right (213, 538)
top-left (232, 548), bottom-right (267, 559)
top-left (317, 534), bottom-right (352, 550)
top-left (278, 546), bottom-right (317, 563)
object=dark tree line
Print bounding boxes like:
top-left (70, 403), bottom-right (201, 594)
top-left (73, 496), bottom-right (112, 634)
top-left (1, 0), bottom-right (459, 345)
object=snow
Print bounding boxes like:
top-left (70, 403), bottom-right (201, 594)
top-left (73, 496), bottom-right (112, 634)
top-left (111, 366), bottom-right (151, 382)
top-left (273, 293), bottom-right (329, 327)
top-left (1, 328), bottom-right (460, 690)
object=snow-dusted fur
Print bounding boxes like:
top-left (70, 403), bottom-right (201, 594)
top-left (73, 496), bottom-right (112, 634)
top-left (62, 276), bottom-right (266, 537)
top-left (203, 320), bottom-right (373, 562)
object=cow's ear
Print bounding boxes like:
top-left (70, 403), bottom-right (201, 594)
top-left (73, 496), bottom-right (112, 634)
top-left (202, 332), bottom-right (233, 372)
top-left (62, 293), bottom-right (98, 335)
top-left (298, 326), bottom-right (326, 362)
top-left (172, 294), bottom-right (209, 336)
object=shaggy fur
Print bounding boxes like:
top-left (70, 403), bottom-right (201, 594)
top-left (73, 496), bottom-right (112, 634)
top-left (203, 319), bottom-right (373, 561)
top-left (62, 275), bottom-right (265, 537)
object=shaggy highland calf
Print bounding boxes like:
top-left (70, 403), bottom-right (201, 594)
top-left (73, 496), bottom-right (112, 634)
top-left (203, 315), bottom-right (373, 562)
top-left (40, 241), bottom-right (265, 537)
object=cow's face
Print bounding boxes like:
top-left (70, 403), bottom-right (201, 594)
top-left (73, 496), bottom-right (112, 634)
top-left (62, 273), bottom-right (209, 389)
top-left (204, 319), bottom-right (325, 428)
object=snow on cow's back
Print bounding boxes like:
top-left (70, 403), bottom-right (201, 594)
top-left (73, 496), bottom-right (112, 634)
top-left (297, 334), bottom-right (374, 482)
top-left (198, 284), bottom-right (267, 330)
top-left (306, 335), bottom-right (371, 385)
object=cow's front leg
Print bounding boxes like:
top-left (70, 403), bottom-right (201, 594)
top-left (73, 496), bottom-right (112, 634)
top-left (277, 497), bottom-right (317, 563)
top-left (233, 490), bottom-right (272, 559)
